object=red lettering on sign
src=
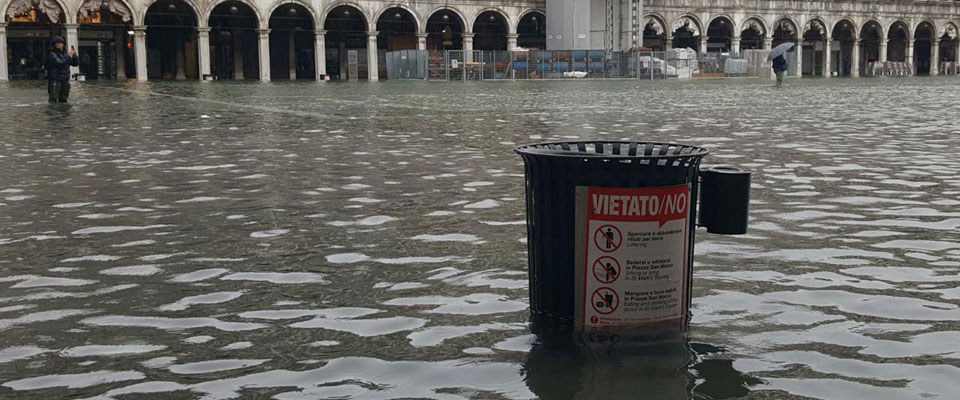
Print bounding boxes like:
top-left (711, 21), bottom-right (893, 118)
top-left (588, 185), bottom-right (689, 226)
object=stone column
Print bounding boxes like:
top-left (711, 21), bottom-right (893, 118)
top-left (65, 24), bottom-right (80, 77)
top-left (699, 36), bottom-right (707, 54)
top-left (114, 30), bottom-right (126, 79)
top-left (367, 31), bottom-right (378, 82)
top-left (507, 33), bottom-right (518, 51)
top-left (258, 29), bottom-right (270, 81)
top-left (134, 26), bottom-right (147, 81)
top-left (417, 32), bottom-right (427, 51)
top-left (233, 30), bottom-right (244, 79)
top-left (795, 40), bottom-right (802, 77)
top-left (906, 39), bottom-right (913, 63)
top-left (665, 35), bottom-right (673, 50)
top-left (463, 32), bottom-right (474, 62)
top-left (198, 27), bottom-right (211, 79)
top-left (931, 39), bottom-right (940, 76)
top-left (315, 30), bottom-right (326, 80)
top-left (288, 31), bottom-right (297, 80)
top-left (880, 41), bottom-right (887, 62)
top-left (824, 37), bottom-right (831, 78)
top-left (851, 39), bottom-right (860, 77)
top-left (731, 37), bottom-right (740, 55)
top-left (175, 30), bottom-right (186, 80)
top-left (763, 37), bottom-right (772, 50)
top-left (0, 23), bottom-right (9, 81)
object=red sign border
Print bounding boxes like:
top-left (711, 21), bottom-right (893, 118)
top-left (581, 184), bottom-right (691, 327)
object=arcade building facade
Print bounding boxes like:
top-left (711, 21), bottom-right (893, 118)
top-left (3, 0), bottom-right (960, 81)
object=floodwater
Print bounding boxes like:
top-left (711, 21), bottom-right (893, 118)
top-left (1, 77), bottom-right (959, 399)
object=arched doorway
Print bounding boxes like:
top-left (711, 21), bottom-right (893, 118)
top-left (4, 0), bottom-right (66, 80)
top-left (740, 19), bottom-right (765, 50)
top-left (672, 16), bottom-right (701, 51)
top-left (144, 0), bottom-right (199, 80)
top-left (772, 19), bottom-right (798, 75)
top-left (860, 21), bottom-right (883, 74)
top-left (209, 1), bottom-right (259, 80)
top-left (426, 9), bottom-right (464, 51)
top-left (641, 16), bottom-right (666, 51)
top-left (323, 5), bottom-right (367, 80)
top-left (914, 22), bottom-right (935, 75)
top-left (269, 4), bottom-right (315, 80)
top-left (801, 20), bottom-right (827, 76)
top-left (473, 11), bottom-right (508, 50)
top-left (706, 17), bottom-right (733, 53)
top-left (940, 24), bottom-right (958, 70)
top-left (832, 20), bottom-right (856, 77)
top-left (516, 11), bottom-right (544, 50)
top-left (376, 7), bottom-right (416, 51)
top-left (887, 21), bottom-right (909, 62)
top-left (77, 0), bottom-right (134, 79)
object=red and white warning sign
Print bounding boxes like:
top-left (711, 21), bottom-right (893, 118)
top-left (574, 184), bottom-right (691, 328)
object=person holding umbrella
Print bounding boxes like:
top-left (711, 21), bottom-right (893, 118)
top-left (768, 42), bottom-right (794, 86)
top-left (44, 36), bottom-right (79, 104)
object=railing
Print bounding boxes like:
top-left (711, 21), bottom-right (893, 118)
top-left (419, 50), bottom-right (753, 81)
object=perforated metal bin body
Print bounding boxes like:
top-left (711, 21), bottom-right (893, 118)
top-left (516, 141), bottom-right (709, 333)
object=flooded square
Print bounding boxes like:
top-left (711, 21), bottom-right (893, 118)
top-left (1, 78), bottom-right (959, 399)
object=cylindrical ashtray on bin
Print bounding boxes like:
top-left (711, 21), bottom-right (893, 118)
top-left (515, 141), bottom-right (748, 339)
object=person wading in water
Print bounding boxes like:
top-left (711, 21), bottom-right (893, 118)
top-left (772, 54), bottom-right (788, 86)
top-left (45, 36), bottom-right (79, 104)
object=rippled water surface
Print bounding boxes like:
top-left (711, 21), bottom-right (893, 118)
top-left (1, 78), bottom-right (960, 399)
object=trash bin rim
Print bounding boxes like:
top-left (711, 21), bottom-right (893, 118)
top-left (702, 165), bottom-right (750, 175)
top-left (514, 141), bottom-right (709, 160)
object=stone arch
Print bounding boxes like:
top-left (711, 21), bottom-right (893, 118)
top-left (515, 9), bottom-right (544, 49)
top-left (740, 16), bottom-right (766, 50)
top-left (423, 5), bottom-right (467, 34)
top-left (515, 8), bottom-right (544, 33)
top-left (914, 20), bottom-right (937, 74)
top-left (940, 21), bottom-right (958, 40)
top-left (706, 14), bottom-right (735, 52)
top-left (887, 19), bottom-right (910, 62)
top-left (673, 14), bottom-right (702, 37)
top-left (832, 18), bottom-right (858, 76)
top-left (140, 0), bottom-right (202, 26)
top-left (672, 14), bottom-right (702, 50)
top-left (740, 16), bottom-right (767, 37)
top-left (802, 17), bottom-right (828, 38)
top-left (833, 17), bottom-right (858, 39)
top-left (772, 16), bottom-right (799, 39)
top-left (204, 0), bottom-right (264, 29)
top-left (471, 6), bottom-right (511, 34)
top-left (915, 20), bottom-right (936, 38)
top-left (888, 19), bottom-right (911, 40)
top-left (266, 0), bottom-right (318, 29)
top-left (5, 0), bottom-right (71, 23)
top-left (371, 3), bottom-right (420, 33)
top-left (642, 14), bottom-right (667, 50)
top-left (861, 19), bottom-right (884, 38)
top-left (321, 0), bottom-right (369, 28)
top-left (644, 14), bottom-right (667, 36)
top-left (77, 0), bottom-right (134, 24)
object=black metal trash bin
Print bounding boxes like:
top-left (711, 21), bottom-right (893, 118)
top-left (516, 141), bottom-right (743, 338)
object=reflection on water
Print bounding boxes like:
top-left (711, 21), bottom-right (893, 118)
top-left (2, 78), bottom-right (960, 399)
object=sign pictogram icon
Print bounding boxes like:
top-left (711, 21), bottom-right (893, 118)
top-left (592, 257), bottom-right (621, 284)
top-left (591, 287), bottom-right (619, 314)
top-left (594, 225), bottom-right (622, 252)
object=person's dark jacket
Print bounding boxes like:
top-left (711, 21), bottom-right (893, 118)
top-left (772, 55), bottom-right (788, 73)
top-left (45, 49), bottom-right (78, 82)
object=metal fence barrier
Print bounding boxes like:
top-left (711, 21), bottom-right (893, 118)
top-left (413, 49), bottom-right (750, 81)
